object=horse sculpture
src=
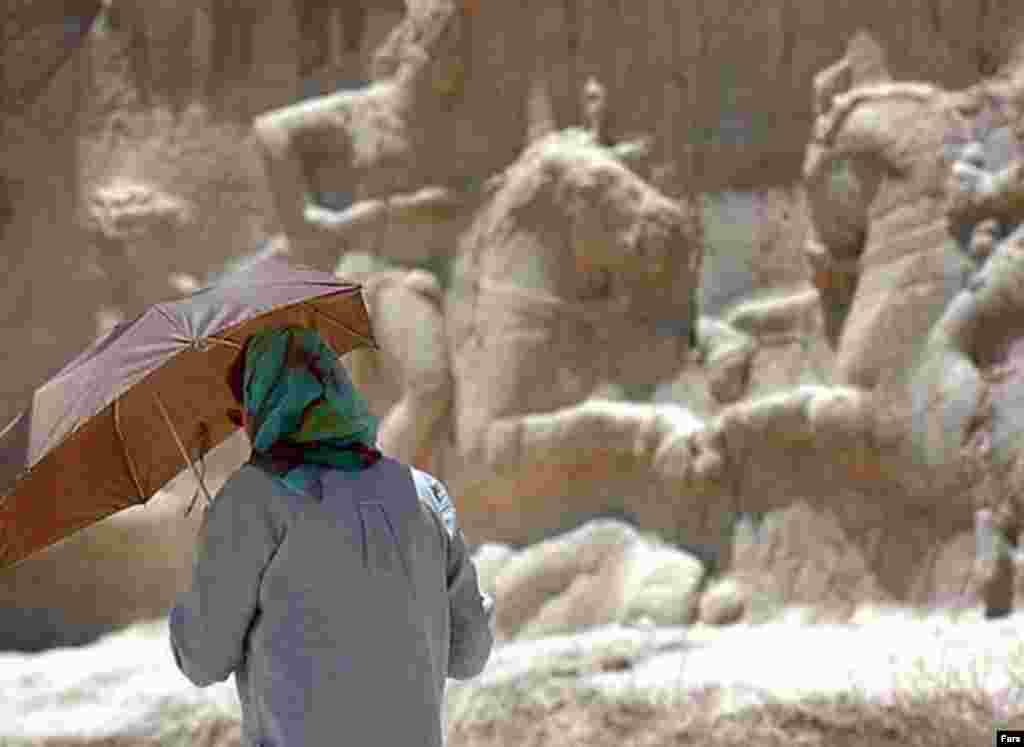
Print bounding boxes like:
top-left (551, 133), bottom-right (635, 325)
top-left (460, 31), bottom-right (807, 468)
top-left (804, 32), bottom-right (1024, 616)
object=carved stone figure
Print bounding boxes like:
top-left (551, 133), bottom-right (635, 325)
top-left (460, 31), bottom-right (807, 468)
top-left (803, 32), bottom-right (1024, 615)
top-left (289, 64), bottom-right (905, 606)
top-left (582, 76), bottom-right (608, 144)
top-left (969, 217), bottom-right (1001, 263)
top-left (333, 252), bottom-right (453, 477)
top-left (442, 127), bottom-right (709, 546)
top-left (205, 0), bottom-right (263, 96)
top-left (252, 5), bottom-right (473, 271)
top-left (105, 0), bottom-right (199, 109)
top-left (426, 129), bottom-right (883, 602)
top-left (803, 75), bottom-right (959, 394)
top-left (972, 508), bottom-right (1018, 619)
top-left (1, 0), bottom-right (101, 116)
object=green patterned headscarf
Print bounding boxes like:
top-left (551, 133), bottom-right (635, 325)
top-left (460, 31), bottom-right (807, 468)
top-left (239, 326), bottom-right (381, 499)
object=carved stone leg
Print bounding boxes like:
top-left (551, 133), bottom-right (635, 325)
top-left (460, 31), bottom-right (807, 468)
top-left (482, 401), bottom-right (701, 477)
top-left (121, 2), bottom-right (152, 107)
top-left (452, 398), bottom-right (724, 551)
top-left (237, 4), bottom-right (258, 75)
top-left (206, 0), bottom-right (238, 94)
top-left (804, 238), bottom-right (859, 350)
top-left (453, 399), bottom-right (713, 543)
top-left (366, 276), bottom-right (453, 474)
top-left (974, 508), bottom-right (1016, 619)
top-left (715, 385), bottom-right (877, 491)
top-left (460, 385), bottom-right (873, 549)
top-left (292, 0), bottom-right (333, 79)
top-left (696, 317), bottom-right (756, 404)
top-left (338, 1), bottom-right (368, 56)
top-left (377, 392), bottom-right (452, 474)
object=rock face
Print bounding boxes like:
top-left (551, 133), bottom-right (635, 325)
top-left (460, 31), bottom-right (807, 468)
top-left (444, 128), bottom-right (703, 548)
top-left (334, 251), bottom-right (453, 475)
top-left (697, 577), bottom-right (750, 626)
top-left (289, 0), bottom-right (1024, 202)
top-left (6, 0), bottom-right (1024, 655)
top-left (1, 0), bottom-right (101, 116)
top-left (77, 105), bottom-right (279, 326)
top-left (798, 32), bottom-right (1024, 616)
top-left (245, 2), bottom-right (1024, 619)
top-left (0, 5), bottom-right (104, 441)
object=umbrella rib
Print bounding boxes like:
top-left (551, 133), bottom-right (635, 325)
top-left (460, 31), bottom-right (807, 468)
top-left (152, 393), bottom-right (215, 507)
top-left (206, 335), bottom-right (244, 350)
top-left (113, 398), bottom-right (147, 505)
top-left (303, 302), bottom-right (379, 350)
top-left (152, 305), bottom-right (179, 328)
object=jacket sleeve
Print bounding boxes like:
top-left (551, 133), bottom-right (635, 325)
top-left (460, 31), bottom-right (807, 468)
top-left (445, 524), bottom-right (496, 680)
top-left (168, 467), bottom-right (285, 687)
top-left (412, 469), bottom-right (495, 680)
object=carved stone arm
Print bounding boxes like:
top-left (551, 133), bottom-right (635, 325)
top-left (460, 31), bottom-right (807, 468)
top-left (304, 185), bottom-right (465, 237)
top-left (813, 57), bottom-right (853, 118)
top-left (609, 136), bottom-right (654, 168)
top-left (252, 108), bottom-right (322, 252)
top-left (695, 317), bottom-right (757, 404)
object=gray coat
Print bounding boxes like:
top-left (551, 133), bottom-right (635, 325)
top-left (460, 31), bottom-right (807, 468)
top-left (169, 455), bottom-right (495, 746)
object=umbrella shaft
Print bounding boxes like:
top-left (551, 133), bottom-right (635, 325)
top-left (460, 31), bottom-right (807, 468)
top-left (152, 394), bottom-right (214, 506)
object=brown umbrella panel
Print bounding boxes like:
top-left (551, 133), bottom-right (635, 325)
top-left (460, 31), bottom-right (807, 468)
top-left (0, 257), bottom-right (376, 570)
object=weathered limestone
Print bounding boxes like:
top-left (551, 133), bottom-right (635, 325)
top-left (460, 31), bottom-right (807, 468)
top-left (445, 127), bottom-right (708, 548)
top-left (11, 1), bottom-right (1024, 655)
top-left (83, 176), bottom-right (196, 315)
top-left (104, 0), bottom-right (300, 115)
top-left (489, 520), bottom-right (704, 642)
top-left (698, 577), bottom-right (751, 626)
top-left (333, 251), bottom-right (453, 475)
top-left (252, 3), bottom-right (476, 270)
top-left (798, 31), bottom-right (1024, 616)
top-left (1, 0), bottom-right (101, 116)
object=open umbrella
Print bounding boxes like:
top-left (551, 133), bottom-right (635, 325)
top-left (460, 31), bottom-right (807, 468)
top-left (0, 255), bottom-right (376, 571)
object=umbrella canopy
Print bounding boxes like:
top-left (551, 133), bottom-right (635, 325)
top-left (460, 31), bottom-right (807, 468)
top-left (0, 255), bottom-right (376, 571)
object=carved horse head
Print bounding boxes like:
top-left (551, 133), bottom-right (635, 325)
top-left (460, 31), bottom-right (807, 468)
top-left (451, 130), bottom-right (702, 434)
top-left (799, 45), bottom-right (1000, 392)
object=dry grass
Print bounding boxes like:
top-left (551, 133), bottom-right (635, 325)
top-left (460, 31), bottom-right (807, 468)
top-left (444, 618), bottom-right (1024, 747)
top-left (446, 685), bottom-right (1023, 747)
top-left (8, 685), bottom-right (1018, 747)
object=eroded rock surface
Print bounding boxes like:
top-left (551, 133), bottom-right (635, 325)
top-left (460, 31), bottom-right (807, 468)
top-left (486, 520), bottom-right (704, 642)
top-left (7, 0), bottom-right (1024, 658)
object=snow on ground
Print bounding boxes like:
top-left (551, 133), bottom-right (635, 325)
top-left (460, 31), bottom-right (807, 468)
top-left (3, 609), bottom-right (1024, 740)
top-left (579, 611), bottom-right (1024, 710)
top-left (0, 619), bottom-right (239, 740)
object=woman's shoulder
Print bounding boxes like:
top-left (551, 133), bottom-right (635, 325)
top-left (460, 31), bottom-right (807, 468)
top-left (226, 461), bottom-right (313, 516)
top-left (409, 467), bottom-right (458, 537)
